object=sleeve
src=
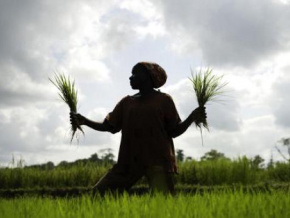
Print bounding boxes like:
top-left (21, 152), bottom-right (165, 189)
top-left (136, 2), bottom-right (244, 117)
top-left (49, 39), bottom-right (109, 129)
top-left (105, 96), bottom-right (127, 133)
top-left (163, 94), bottom-right (181, 127)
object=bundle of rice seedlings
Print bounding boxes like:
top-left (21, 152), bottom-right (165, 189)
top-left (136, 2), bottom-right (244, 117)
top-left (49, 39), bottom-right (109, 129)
top-left (49, 73), bottom-right (84, 142)
top-left (189, 68), bottom-right (227, 145)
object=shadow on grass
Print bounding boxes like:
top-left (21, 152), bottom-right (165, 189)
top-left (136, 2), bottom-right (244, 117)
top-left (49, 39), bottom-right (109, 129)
top-left (1, 183), bottom-right (290, 199)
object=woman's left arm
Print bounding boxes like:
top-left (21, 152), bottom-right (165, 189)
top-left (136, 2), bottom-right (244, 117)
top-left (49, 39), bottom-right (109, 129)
top-left (168, 107), bottom-right (206, 138)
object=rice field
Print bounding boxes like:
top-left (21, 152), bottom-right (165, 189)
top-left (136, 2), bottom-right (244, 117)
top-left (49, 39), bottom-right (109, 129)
top-left (1, 159), bottom-right (289, 217)
top-left (0, 190), bottom-right (289, 218)
top-left (1, 158), bottom-right (289, 189)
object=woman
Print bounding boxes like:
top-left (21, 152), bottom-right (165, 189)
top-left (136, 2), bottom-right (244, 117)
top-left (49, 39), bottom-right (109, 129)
top-left (71, 62), bottom-right (206, 194)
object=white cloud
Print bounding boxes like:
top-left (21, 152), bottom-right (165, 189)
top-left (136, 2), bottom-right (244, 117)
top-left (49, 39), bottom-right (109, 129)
top-left (151, 0), bottom-right (290, 67)
top-left (271, 68), bottom-right (290, 128)
top-left (0, 0), bottom-right (136, 165)
top-left (277, 0), bottom-right (290, 5)
top-left (120, 0), bottom-right (166, 39)
top-left (135, 21), bottom-right (166, 39)
top-left (0, 106), bottom-right (47, 154)
top-left (0, 0), bottom-right (120, 109)
top-left (87, 107), bottom-right (108, 120)
top-left (120, 0), bottom-right (162, 20)
top-left (0, 67), bottom-right (56, 107)
top-left (62, 46), bottom-right (110, 82)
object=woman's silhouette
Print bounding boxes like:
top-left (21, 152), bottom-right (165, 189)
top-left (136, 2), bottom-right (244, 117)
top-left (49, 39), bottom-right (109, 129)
top-left (71, 62), bottom-right (206, 194)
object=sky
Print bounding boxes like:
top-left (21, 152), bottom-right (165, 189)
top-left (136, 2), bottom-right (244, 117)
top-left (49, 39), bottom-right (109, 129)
top-left (1, 0), bottom-right (290, 166)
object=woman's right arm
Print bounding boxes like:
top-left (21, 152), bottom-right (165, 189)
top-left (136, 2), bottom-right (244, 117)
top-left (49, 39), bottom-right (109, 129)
top-left (70, 112), bottom-right (117, 133)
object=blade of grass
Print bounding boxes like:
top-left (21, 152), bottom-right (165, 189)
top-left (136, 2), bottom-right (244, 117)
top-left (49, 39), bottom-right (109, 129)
top-left (189, 68), bottom-right (227, 145)
top-left (49, 73), bottom-right (84, 142)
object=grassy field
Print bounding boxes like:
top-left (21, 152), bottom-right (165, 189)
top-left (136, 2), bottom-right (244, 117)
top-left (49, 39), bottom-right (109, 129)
top-left (0, 190), bottom-right (289, 218)
top-left (1, 158), bottom-right (289, 189)
top-left (1, 159), bottom-right (289, 217)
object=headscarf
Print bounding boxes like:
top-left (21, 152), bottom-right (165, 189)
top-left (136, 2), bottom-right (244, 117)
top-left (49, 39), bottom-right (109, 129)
top-left (138, 62), bottom-right (167, 88)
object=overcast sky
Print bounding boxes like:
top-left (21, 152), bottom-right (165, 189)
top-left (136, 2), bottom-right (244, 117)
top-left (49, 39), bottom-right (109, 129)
top-left (1, 0), bottom-right (290, 166)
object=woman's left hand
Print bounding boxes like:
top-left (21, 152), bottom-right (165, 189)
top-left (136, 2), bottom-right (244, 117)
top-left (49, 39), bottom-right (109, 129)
top-left (191, 106), bottom-right (207, 124)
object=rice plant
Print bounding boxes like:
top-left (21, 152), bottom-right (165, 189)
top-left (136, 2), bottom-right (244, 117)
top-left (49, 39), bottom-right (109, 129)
top-left (189, 68), bottom-right (227, 145)
top-left (2, 158), bottom-right (289, 189)
top-left (1, 191), bottom-right (289, 218)
top-left (49, 73), bottom-right (84, 142)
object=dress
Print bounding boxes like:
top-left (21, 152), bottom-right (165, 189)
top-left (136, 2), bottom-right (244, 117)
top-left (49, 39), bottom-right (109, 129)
top-left (105, 91), bottom-right (181, 173)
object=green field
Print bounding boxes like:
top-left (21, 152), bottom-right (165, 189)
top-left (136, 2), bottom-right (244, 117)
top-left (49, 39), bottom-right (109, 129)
top-left (1, 191), bottom-right (289, 218)
top-left (1, 158), bottom-right (289, 217)
top-left (1, 158), bottom-right (290, 189)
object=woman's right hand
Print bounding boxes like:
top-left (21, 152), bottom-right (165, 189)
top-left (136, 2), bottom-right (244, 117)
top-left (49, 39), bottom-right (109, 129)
top-left (70, 112), bottom-right (86, 126)
top-left (191, 106), bottom-right (207, 124)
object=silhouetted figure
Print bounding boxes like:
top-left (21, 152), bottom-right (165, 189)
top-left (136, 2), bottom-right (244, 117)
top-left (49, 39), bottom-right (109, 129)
top-left (70, 62), bottom-right (206, 195)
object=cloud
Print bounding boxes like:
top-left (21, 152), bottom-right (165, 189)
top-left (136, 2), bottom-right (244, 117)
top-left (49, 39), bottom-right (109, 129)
top-left (0, 103), bottom-right (118, 165)
top-left (271, 66), bottom-right (290, 128)
top-left (0, 0), bottom-right (164, 108)
top-left (0, 67), bottom-right (56, 107)
top-left (0, 0), bottom-right (124, 108)
top-left (152, 0), bottom-right (290, 67)
top-left (0, 106), bottom-right (47, 154)
top-left (99, 10), bottom-right (138, 53)
top-left (120, 0), bottom-right (166, 38)
top-left (0, 0), bottom-right (143, 165)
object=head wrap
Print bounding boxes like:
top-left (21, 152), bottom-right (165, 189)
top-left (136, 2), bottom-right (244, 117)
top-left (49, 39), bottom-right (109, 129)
top-left (138, 62), bottom-right (167, 88)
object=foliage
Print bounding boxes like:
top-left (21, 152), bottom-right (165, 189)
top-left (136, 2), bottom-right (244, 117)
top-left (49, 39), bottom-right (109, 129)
top-left (1, 154), bottom-right (290, 189)
top-left (251, 155), bottom-right (265, 169)
top-left (200, 149), bottom-right (229, 161)
top-left (25, 153), bottom-right (115, 170)
top-left (0, 162), bottom-right (110, 189)
top-left (176, 149), bottom-right (185, 162)
top-left (275, 137), bottom-right (290, 162)
top-left (178, 156), bottom-right (266, 185)
top-left (267, 161), bottom-right (290, 182)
